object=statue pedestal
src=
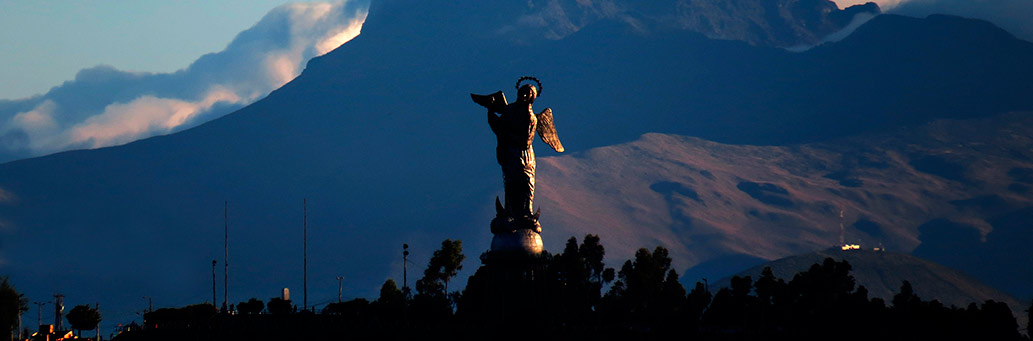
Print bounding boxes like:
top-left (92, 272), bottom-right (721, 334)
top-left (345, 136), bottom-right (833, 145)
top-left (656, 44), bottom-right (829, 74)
top-left (489, 229), bottom-right (544, 257)
top-left (456, 229), bottom-right (547, 326)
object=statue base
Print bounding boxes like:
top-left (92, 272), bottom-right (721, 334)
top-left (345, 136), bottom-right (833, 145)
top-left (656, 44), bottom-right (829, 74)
top-left (489, 229), bottom-right (543, 258)
top-left (457, 231), bottom-right (548, 326)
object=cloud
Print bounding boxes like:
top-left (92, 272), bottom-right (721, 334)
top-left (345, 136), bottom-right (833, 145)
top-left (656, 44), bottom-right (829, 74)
top-left (66, 87), bottom-right (241, 148)
top-left (0, 0), bottom-right (368, 162)
top-left (786, 11), bottom-right (878, 52)
top-left (833, 0), bottom-right (906, 10)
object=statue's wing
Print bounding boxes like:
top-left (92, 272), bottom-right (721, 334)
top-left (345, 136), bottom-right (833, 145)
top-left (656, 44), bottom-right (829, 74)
top-left (535, 108), bottom-right (564, 152)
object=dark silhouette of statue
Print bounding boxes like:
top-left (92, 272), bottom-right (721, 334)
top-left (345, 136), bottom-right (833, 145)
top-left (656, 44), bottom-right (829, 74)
top-left (472, 77), bottom-right (563, 240)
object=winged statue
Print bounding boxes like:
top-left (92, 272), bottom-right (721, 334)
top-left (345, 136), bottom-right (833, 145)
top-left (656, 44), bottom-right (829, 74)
top-left (471, 77), bottom-right (563, 235)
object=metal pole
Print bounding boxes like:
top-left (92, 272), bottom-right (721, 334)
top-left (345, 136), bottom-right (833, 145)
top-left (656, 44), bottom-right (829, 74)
top-left (223, 200), bottom-right (228, 311)
top-left (95, 303), bottom-right (100, 341)
top-left (33, 301), bottom-right (48, 330)
top-left (303, 198), bottom-right (308, 312)
top-left (403, 244), bottom-right (409, 292)
top-left (212, 260), bottom-right (218, 305)
top-left (336, 276), bottom-right (343, 303)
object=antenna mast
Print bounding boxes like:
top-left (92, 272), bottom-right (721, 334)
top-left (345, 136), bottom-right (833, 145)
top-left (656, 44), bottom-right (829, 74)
top-left (303, 198), bottom-right (308, 312)
top-left (224, 200), bottom-right (229, 311)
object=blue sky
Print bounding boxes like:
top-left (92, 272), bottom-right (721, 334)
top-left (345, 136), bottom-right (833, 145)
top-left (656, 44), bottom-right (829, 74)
top-left (0, 1), bottom-right (311, 99)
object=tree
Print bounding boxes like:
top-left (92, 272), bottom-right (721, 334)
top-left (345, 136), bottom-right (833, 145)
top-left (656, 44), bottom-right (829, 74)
top-left (579, 234), bottom-right (606, 284)
top-left (373, 279), bottom-right (406, 324)
top-left (65, 304), bottom-right (101, 337)
top-left (546, 236), bottom-right (593, 324)
top-left (684, 281), bottom-right (711, 328)
top-left (415, 239), bottom-right (465, 298)
top-left (0, 277), bottom-right (28, 341)
top-left (892, 280), bottom-right (920, 310)
top-left (603, 246), bottom-right (685, 328)
top-left (144, 304), bottom-right (216, 329)
top-left (236, 298), bottom-right (264, 314)
top-left (322, 298), bottom-right (369, 318)
top-left (432, 239), bottom-right (465, 293)
top-left (412, 239), bottom-right (465, 323)
top-left (377, 279), bottom-right (405, 306)
top-left (267, 297), bottom-right (292, 315)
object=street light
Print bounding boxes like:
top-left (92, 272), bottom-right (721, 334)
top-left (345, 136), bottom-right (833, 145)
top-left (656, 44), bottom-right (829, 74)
top-left (32, 301), bottom-right (50, 329)
top-left (403, 244), bottom-right (410, 293)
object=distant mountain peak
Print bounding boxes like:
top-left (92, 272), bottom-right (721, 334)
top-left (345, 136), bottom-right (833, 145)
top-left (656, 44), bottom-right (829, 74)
top-left (360, 0), bottom-right (880, 48)
top-left (667, 0), bottom-right (881, 47)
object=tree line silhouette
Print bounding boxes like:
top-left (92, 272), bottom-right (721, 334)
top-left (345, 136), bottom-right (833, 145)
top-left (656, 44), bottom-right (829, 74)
top-left (5, 236), bottom-right (1029, 340)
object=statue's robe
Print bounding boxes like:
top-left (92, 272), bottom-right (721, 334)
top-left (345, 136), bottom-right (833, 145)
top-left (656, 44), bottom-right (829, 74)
top-left (488, 100), bottom-right (538, 219)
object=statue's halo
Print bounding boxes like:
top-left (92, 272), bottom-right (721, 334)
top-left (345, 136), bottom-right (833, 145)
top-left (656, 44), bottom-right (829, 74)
top-left (515, 76), bottom-right (542, 97)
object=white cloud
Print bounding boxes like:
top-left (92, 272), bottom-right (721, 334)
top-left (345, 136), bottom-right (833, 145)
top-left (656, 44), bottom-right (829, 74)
top-left (0, 0), bottom-right (368, 161)
top-left (786, 11), bottom-right (878, 52)
top-left (11, 100), bottom-right (58, 135)
top-left (833, 0), bottom-right (906, 11)
top-left (67, 87), bottom-right (242, 148)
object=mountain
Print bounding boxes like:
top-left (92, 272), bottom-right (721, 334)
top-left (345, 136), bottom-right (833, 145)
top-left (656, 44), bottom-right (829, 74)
top-left (711, 248), bottom-right (1026, 321)
top-left (539, 111), bottom-right (1033, 299)
top-left (480, 0), bottom-right (880, 47)
top-left (1, 0), bottom-right (1032, 327)
top-left (661, 0), bottom-right (880, 47)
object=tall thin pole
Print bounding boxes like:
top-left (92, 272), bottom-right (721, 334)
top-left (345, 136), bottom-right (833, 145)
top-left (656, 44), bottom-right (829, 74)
top-left (223, 201), bottom-right (228, 311)
top-left (303, 198), bottom-right (308, 312)
top-left (336, 276), bottom-right (343, 303)
top-left (211, 260), bottom-right (218, 305)
top-left (402, 244), bottom-right (409, 292)
top-left (33, 301), bottom-right (48, 329)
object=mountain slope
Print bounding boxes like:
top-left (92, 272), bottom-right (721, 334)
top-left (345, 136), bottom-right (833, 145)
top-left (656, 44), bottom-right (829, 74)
top-left (539, 112), bottom-right (1033, 297)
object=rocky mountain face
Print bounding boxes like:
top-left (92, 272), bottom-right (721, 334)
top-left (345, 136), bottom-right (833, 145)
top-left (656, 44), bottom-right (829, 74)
top-left (499, 0), bottom-right (880, 47)
top-left (1, 0), bottom-right (1031, 325)
top-left (669, 0), bottom-right (880, 46)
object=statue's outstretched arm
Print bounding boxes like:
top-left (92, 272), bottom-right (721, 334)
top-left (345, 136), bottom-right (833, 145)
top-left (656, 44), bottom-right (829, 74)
top-left (471, 91), bottom-right (507, 112)
top-left (535, 108), bottom-right (564, 152)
